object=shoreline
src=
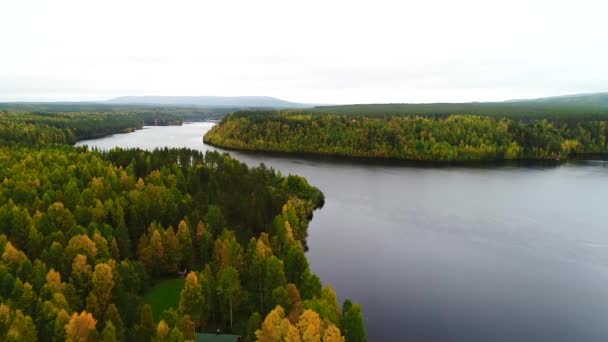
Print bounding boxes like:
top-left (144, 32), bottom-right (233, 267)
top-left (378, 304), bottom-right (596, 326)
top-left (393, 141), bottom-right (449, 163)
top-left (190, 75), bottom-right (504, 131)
top-left (203, 139), bottom-right (608, 168)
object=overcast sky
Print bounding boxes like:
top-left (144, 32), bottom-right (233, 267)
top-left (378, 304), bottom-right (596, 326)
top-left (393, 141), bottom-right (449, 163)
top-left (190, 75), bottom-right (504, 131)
top-left (1, 0), bottom-right (607, 104)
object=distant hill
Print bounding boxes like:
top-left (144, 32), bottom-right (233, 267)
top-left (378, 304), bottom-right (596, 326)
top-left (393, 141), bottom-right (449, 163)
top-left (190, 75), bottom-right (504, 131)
top-left (506, 92), bottom-right (608, 106)
top-left (105, 96), bottom-right (311, 108)
top-left (312, 92), bottom-right (608, 119)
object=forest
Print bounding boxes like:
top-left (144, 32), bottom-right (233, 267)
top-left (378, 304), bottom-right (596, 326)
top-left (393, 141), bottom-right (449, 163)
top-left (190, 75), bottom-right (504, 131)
top-left (312, 100), bottom-right (608, 119)
top-left (203, 108), bottom-right (608, 162)
top-left (0, 104), bottom-right (233, 144)
top-left (0, 110), bottom-right (366, 341)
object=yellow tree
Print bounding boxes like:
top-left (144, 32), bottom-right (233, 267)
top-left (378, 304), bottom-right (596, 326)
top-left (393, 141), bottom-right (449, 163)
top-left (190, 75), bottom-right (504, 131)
top-left (322, 325), bottom-right (344, 342)
top-left (177, 220), bottom-right (193, 269)
top-left (286, 324), bottom-right (302, 342)
top-left (71, 254), bottom-right (92, 299)
top-left (178, 272), bottom-right (205, 327)
top-left (156, 320), bottom-right (169, 342)
top-left (298, 310), bottom-right (321, 342)
top-left (92, 232), bottom-right (110, 260)
top-left (87, 263), bottom-right (114, 318)
top-left (213, 232), bottom-right (243, 271)
top-left (7, 310), bottom-right (37, 342)
top-left (1, 242), bottom-right (28, 271)
top-left (256, 306), bottom-right (290, 342)
top-left (66, 235), bottom-right (98, 261)
top-left (149, 229), bottom-right (164, 274)
top-left (163, 227), bottom-right (181, 273)
top-left (65, 311), bottom-right (97, 342)
top-left (257, 306), bottom-right (343, 342)
top-left (45, 268), bottom-right (64, 294)
top-left (137, 234), bottom-right (153, 269)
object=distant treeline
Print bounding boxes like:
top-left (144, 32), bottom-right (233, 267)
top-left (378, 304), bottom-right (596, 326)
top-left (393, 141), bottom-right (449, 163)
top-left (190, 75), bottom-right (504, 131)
top-left (312, 102), bottom-right (608, 120)
top-left (0, 102), bottom-right (234, 119)
top-left (0, 106), bottom-right (232, 146)
top-left (204, 108), bottom-right (608, 162)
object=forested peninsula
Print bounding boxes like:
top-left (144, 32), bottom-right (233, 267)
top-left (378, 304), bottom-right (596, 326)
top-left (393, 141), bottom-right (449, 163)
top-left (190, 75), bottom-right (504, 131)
top-left (0, 109), bottom-right (366, 341)
top-left (0, 105), bottom-right (230, 145)
top-left (203, 104), bottom-right (608, 162)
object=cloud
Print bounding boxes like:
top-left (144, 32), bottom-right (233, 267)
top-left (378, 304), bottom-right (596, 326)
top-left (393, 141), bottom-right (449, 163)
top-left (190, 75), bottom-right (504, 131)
top-left (0, 0), bottom-right (606, 103)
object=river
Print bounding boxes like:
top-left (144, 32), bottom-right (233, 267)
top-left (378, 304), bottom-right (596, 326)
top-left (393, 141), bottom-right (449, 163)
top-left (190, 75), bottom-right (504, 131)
top-left (77, 122), bottom-right (608, 341)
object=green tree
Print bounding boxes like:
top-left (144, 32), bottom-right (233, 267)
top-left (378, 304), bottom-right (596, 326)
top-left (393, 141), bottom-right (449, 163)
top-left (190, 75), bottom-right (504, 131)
top-left (304, 286), bottom-right (340, 325)
top-left (244, 312), bottom-right (262, 342)
top-left (4, 307), bottom-right (38, 342)
top-left (244, 237), bottom-right (271, 313)
top-left (340, 300), bottom-right (367, 342)
top-left (200, 265), bottom-right (217, 326)
top-left (53, 309), bottom-right (71, 342)
top-left (271, 286), bottom-right (290, 314)
top-left (216, 266), bottom-right (242, 329)
top-left (299, 270), bottom-right (322, 300)
top-left (163, 227), bottom-right (181, 273)
top-left (168, 327), bottom-right (184, 342)
top-left (103, 304), bottom-right (125, 342)
top-left (137, 304), bottom-right (155, 342)
top-left (36, 301), bottom-right (60, 342)
top-left (46, 202), bottom-right (76, 233)
top-left (114, 224), bottom-right (131, 259)
top-left (101, 321), bottom-right (117, 342)
top-left (263, 256), bottom-right (287, 308)
top-left (205, 205), bottom-right (225, 237)
top-left (285, 244), bottom-right (308, 287)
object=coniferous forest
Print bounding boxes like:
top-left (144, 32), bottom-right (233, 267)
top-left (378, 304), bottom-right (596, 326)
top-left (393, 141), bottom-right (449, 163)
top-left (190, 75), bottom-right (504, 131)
top-left (0, 109), bottom-right (366, 342)
top-left (204, 106), bottom-right (608, 162)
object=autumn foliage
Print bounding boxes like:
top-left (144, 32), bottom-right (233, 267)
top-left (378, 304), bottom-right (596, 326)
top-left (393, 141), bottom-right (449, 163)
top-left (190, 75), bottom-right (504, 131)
top-left (0, 112), bottom-right (365, 342)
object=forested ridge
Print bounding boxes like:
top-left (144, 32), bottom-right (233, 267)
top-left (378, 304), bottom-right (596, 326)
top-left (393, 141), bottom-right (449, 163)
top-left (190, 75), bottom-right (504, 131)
top-left (312, 100), bottom-right (608, 119)
top-left (0, 111), bottom-right (366, 341)
top-left (204, 108), bottom-right (608, 162)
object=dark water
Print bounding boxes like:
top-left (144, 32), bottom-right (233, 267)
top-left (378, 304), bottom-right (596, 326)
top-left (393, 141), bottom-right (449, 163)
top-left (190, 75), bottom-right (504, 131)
top-left (78, 122), bottom-right (608, 341)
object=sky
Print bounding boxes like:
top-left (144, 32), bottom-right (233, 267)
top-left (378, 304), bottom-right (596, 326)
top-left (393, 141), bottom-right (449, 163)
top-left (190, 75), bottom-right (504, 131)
top-left (1, 0), bottom-right (607, 104)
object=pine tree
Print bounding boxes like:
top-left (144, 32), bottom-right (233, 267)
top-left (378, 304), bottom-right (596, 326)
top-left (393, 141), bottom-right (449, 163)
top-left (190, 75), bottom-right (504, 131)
top-left (340, 300), bottom-right (367, 342)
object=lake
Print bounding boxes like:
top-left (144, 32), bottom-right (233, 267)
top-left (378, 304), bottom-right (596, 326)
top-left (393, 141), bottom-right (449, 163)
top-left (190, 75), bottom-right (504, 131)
top-left (77, 122), bottom-right (608, 341)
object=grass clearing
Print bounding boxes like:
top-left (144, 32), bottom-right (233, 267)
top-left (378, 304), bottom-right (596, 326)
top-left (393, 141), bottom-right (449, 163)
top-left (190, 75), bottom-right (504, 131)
top-left (142, 277), bottom-right (186, 319)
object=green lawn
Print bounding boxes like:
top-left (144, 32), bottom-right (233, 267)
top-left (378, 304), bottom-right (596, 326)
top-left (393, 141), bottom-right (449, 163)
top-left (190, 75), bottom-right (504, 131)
top-left (142, 278), bottom-right (186, 319)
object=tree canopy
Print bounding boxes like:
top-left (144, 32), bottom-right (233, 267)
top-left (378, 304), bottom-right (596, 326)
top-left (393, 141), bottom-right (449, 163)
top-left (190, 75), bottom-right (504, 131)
top-left (0, 110), bottom-right (363, 341)
top-left (204, 109), bottom-right (608, 162)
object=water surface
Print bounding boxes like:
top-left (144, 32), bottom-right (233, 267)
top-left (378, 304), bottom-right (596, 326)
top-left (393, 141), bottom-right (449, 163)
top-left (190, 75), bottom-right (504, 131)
top-left (78, 122), bottom-right (608, 341)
